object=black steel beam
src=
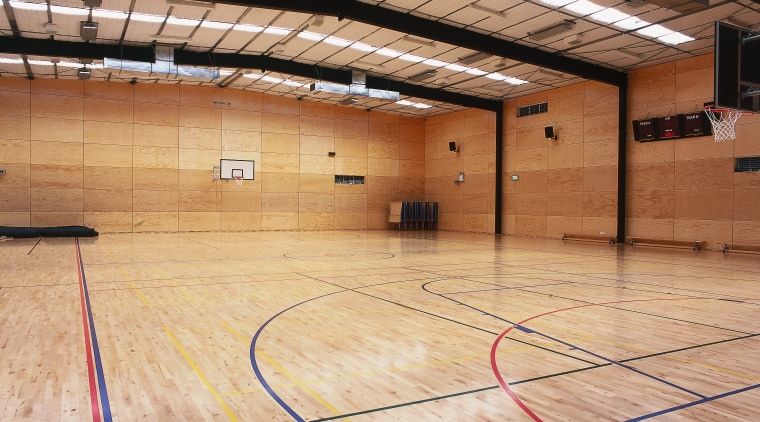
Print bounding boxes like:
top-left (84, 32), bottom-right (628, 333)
top-left (0, 37), bottom-right (154, 62)
top-left (200, 0), bottom-right (626, 87)
top-left (174, 49), bottom-right (503, 111)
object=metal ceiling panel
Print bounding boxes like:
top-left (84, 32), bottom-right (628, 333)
top-left (236, 7), bottom-right (284, 25)
top-left (124, 21), bottom-right (165, 44)
top-left (416, 0), bottom-right (467, 19)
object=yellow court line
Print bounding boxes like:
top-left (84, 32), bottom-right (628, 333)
top-left (164, 326), bottom-right (239, 422)
top-left (147, 264), bottom-right (199, 302)
top-left (117, 265), bottom-right (149, 306)
top-left (220, 322), bottom-right (344, 418)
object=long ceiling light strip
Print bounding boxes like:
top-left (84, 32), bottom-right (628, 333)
top-left (7, 0), bottom-right (528, 88)
top-left (538, 0), bottom-right (694, 45)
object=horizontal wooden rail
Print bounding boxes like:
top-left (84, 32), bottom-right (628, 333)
top-left (562, 234), bottom-right (616, 245)
top-left (627, 237), bottom-right (703, 251)
top-left (722, 244), bottom-right (760, 255)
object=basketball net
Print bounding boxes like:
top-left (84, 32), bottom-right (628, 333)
top-left (704, 107), bottom-right (742, 142)
top-left (234, 176), bottom-right (243, 186)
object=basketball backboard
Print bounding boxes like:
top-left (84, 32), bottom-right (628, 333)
top-left (715, 21), bottom-right (760, 112)
top-left (220, 159), bottom-right (255, 180)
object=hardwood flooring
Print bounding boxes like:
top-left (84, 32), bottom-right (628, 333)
top-left (1, 231), bottom-right (758, 421)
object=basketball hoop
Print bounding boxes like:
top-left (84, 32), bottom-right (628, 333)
top-left (234, 176), bottom-right (243, 186)
top-left (704, 106), bottom-right (750, 142)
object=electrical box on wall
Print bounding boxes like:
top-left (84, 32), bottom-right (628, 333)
top-left (0, 168), bottom-right (6, 176)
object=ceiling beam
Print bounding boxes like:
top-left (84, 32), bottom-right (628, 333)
top-left (194, 0), bottom-right (627, 87)
top-left (0, 36), bottom-right (502, 111)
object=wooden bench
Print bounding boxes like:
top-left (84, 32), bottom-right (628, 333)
top-left (562, 234), bottom-right (616, 245)
top-left (722, 244), bottom-right (760, 255)
top-left (627, 237), bottom-right (703, 251)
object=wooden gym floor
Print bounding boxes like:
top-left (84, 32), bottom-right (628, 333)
top-left (1, 230), bottom-right (758, 421)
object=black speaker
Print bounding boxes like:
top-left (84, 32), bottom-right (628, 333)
top-left (544, 126), bottom-right (554, 139)
top-left (449, 141), bottom-right (458, 152)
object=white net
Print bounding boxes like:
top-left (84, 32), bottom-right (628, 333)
top-left (704, 108), bottom-right (742, 142)
top-left (234, 176), bottom-right (243, 186)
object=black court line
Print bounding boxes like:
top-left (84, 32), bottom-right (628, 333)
top-left (27, 238), bottom-right (41, 255)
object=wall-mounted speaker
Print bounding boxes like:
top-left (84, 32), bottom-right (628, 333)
top-left (544, 126), bottom-right (557, 141)
top-left (449, 141), bottom-right (459, 152)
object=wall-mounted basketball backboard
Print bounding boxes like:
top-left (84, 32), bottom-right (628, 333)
top-left (220, 159), bottom-right (255, 180)
top-left (715, 21), bottom-right (760, 112)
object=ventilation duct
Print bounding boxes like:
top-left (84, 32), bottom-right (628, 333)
top-left (457, 51), bottom-right (492, 65)
top-left (310, 70), bottom-right (399, 101)
top-left (103, 44), bottom-right (220, 79)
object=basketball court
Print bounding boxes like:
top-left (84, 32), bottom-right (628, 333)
top-left (2, 231), bottom-right (758, 421)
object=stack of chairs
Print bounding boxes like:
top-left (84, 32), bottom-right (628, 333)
top-left (398, 201), bottom-right (438, 230)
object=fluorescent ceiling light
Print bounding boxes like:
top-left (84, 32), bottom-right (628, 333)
top-left (234, 24), bottom-right (265, 33)
top-left (92, 10), bottom-right (128, 20)
top-left (468, 3), bottom-right (507, 18)
top-left (264, 27), bottom-right (291, 36)
top-left (166, 16), bottom-right (198, 27)
top-left (0, 57), bottom-right (24, 64)
top-left (445, 63), bottom-right (469, 72)
top-left (396, 100), bottom-right (414, 106)
top-left (51, 5), bottom-right (89, 16)
top-left (613, 16), bottom-right (649, 30)
top-left (376, 48), bottom-right (403, 58)
top-left (636, 24), bottom-right (673, 38)
top-left (504, 76), bottom-right (528, 85)
top-left (398, 53), bottom-right (425, 63)
top-left (564, 0), bottom-right (604, 15)
top-left (8, 1), bottom-right (47, 11)
top-left (540, 0), bottom-right (575, 6)
top-left (166, 0), bottom-right (215, 9)
top-left (131, 13), bottom-right (166, 24)
top-left (589, 8), bottom-right (631, 24)
top-left (340, 98), bottom-right (358, 105)
top-left (466, 68), bottom-right (488, 76)
top-left (402, 35), bottom-right (436, 47)
top-left (299, 31), bottom-right (325, 41)
top-left (324, 36), bottom-right (351, 47)
top-left (151, 34), bottom-right (192, 42)
top-left (201, 21), bottom-right (234, 30)
top-left (350, 42), bottom-right (377, 52)
top-left (423, 58), bottom-right (448, 67)
top-left (658, 32), bottom-right (694, 45)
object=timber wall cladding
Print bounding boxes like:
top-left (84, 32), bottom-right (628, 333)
top-left (424, 109), bottom-right (497, 233)
top-left (0, 77), bottom-right (425, 233)
top-left (502, 81), bottom-right (620, 239)
top-left (627, 54), bottom-right (760, 248)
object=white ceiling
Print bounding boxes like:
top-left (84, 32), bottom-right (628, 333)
top-left (1, 0), bottom-right (759, 116)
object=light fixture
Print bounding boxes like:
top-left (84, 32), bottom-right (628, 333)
top-left (272, 43), bottom-right (287, 54)
top-left (166, 0), bottom-right (216, 9)
top-left (401, 35), bottom-right (436, 47)
top-left (408, 69), bottom-right (437, 82)
top-left (150, 34), bottom-right (192, 43)
top-left (528, 20), bottom-right (576, 41)
top-left (564, 34), bottom-right (583, 45)
top-left (545, 126), bottom-right (558, 141)
top-left (618, 48), bottom-right (643, 58)
top-left (624, 0), bottom-right (647, 7)
top-left (310, 15), bottom-right (324, 27)
top-left (80, 21), bottom-right (98, 41)
top-left (458, 51), bottom-right (493, 65)
top-left (45, 23), bottom-right (57, 35)
top-left (339, 97), bottom-right (358, 105)
top-left (538, 68), bottom-right (563, 78)
top-left (78, 67), bottom-right (91, 80)
top-left (468, 3), bottom-right (507, 18)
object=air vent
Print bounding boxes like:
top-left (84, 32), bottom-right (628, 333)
top-left (457, 51), bottom-right (493, 65)
top-left (335, 175), bottom-right (365, 184)
top-left (528, 20), bottom-right (576, 41)
top-left (517, 102), bottom-right (548, 117)
top-left (736, 156), bottom-right (760, 172)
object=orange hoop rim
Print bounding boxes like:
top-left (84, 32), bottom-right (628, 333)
top-left (703, 106), bottom-right (754, 116)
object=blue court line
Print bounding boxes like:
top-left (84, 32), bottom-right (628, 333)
top-left (627, 383), bottom-right (760, 421)
top-left (76, 238), bottom-right (112, 421)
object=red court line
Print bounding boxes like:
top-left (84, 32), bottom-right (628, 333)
top-left (76, 240), bottom-right (102, 422)
top-left (490, 297), bottom-right (715, 421)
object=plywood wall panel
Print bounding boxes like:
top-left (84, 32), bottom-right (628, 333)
top-left (179, 148), bottom-right (219, 171)
top-left (399, 160), bottom-right (424, 178)
top-left (32, 79), bottom-right (83, 97)
top-left (30, 117), bottom-right (83, 143)
top-left (84, 166), bottom-right (132, 190)
top-left (221, 89), bottom-right (262, 112)
top-left (298, 213), bottom-right (333, 230)
top-left (133, 190), bottom-right (178, 212)
top-left (400, 123), bottom-right (425, 143)
top-left (260, 212), bottom-right (298, 230)
top-left (674, 137), bottom-right (733, 161)
top-left (369, 121), bottom-right (400, 141)
top-left (546, 165), bottom-right (583, 193)
top-left (367, 158), bottom-right (398, 177)
top-left (547, 216), bottom-right (582, 238)
top-left (31, 188), bottom-right (83, 212)
top-left (673, 219), bottom-right (732, 247)
top-left (299, 193), bottom-right (334, 213)
top-left (0, 163), bottom-right (29, 188)
top-left (549, 94), bottom-right (584, 123)
top-left (581, 217), bottom-right (616, 238)
top-left (221, 212), bottom-right (261, 231)
top-left (0, 212), bottom-right (30, 226)
top-left (134, 103), bottom-right (180, 126)
top-left (546, 192), bottom-right (582, 216)
top-left (368, 139), bottom-right (400, 159)
top-left (0, 140), bottom-right (30, 163)
top-left (626, 217), bottom-right (674, 240)
top-left (0, 188), bottom-right (30, 212)
top-left (132, 212), bottom-right (178, 232)
top-left (515, 126), bottom-right (548, 150)
top-left (179, 127), bottom-right (221, 150)
top-left (0, 91), bottom-right (30, 115)
top-left (133, 168), bottom-right (177, 191)
top-left (84, 144), bottom-right (132, 168)
top-left (335, 156), bottom-right (368, 175)
top-left (0, 77), bottom-right (30, 92)
top-left (335, 119), bottom-right (369, 139)
top-left (133, 146), bottom-right (178, 169)
top-left (221, 191), bottom-right (260, 212)
top-left (333, 213), bottom-right (367, 230)
top-left (583, 166), bottom-right (617, 192)
top-left (299, 174), bottom-right (334, 193)
top-left (733, 221), bottom-right (760, 246)
top-left (627, 162), bottom-right (674, 193)
top-left (31, 141), bottom-right (83, 166)
top-left (179, 169), bottom-right (218, 192)
top-left (179, 106), bottom-right (221, 129)
top-left (398, 176), bottom-right (423, 195)
top-left (399, 142), bottom-right (424, 161)
top-left (31, 94), bottom-right (82, 119)
top-left (514, 215), bottom-right (546, 237)
top-left (300, 135), bottom-right (333, 156)
top-left (134, 84), bottom-right (179, 105)
top-left (583, 114), bottom-right (617, 143)
top-left (261, 172), bottom-right (299, 193)
top-left (628, 139), bottom-right (675, 164)
top-left (83, 189), bottom-right (132, 212)
top-left (300, 116), bottom-right (335, 138)
top-left (30, 164), bottom-right (82, 189)
top-left (628, 191), bottom-right (674, 218)
top-left (222, 109), bottom-right (262, 132)
top-left (584, 87), bottom-right (618, 117)
top-left (674, 158), bottom-right (733, 190)
top-left (83, 212), bottom-right (132, 232)
top-left (85, 81), bottom-right (133, 101)
top-left (675, 66), bottom-right (712, 102)
top-left (674, 189), bottom-right (733, 220)
top-left (179, 85), bottom-right (222, 108)
top-left (261, 192), bottom-right (298, 212)
top-left (179, 212), bottom-right (221, 232)
top-left (84, 98), bottom-right (133, 123)
top-left (0, 115), bottom-right (31, 140)
top-left (515, 148), bottom-right (547, 171)
top-left (262, 113), bottom-right (300, 134)
top-left (548, 143), bottom-right (583, 169)
top-left (262, 95), bottom-right (299, 115)
top-left (31, 212), bottom-right (83, 227)
top-left (84, 121), bottom-right (133, 146)
top-left (516, 193), bottom-right (546, 216)
top-left (178, 191), bottom-right (221, 212)
top-left (582, 192), bottom-right (617, 217)
top-left (583, 140), bottom-right (617, 167)
top-left (134, 124), bottom-right (178, 148)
